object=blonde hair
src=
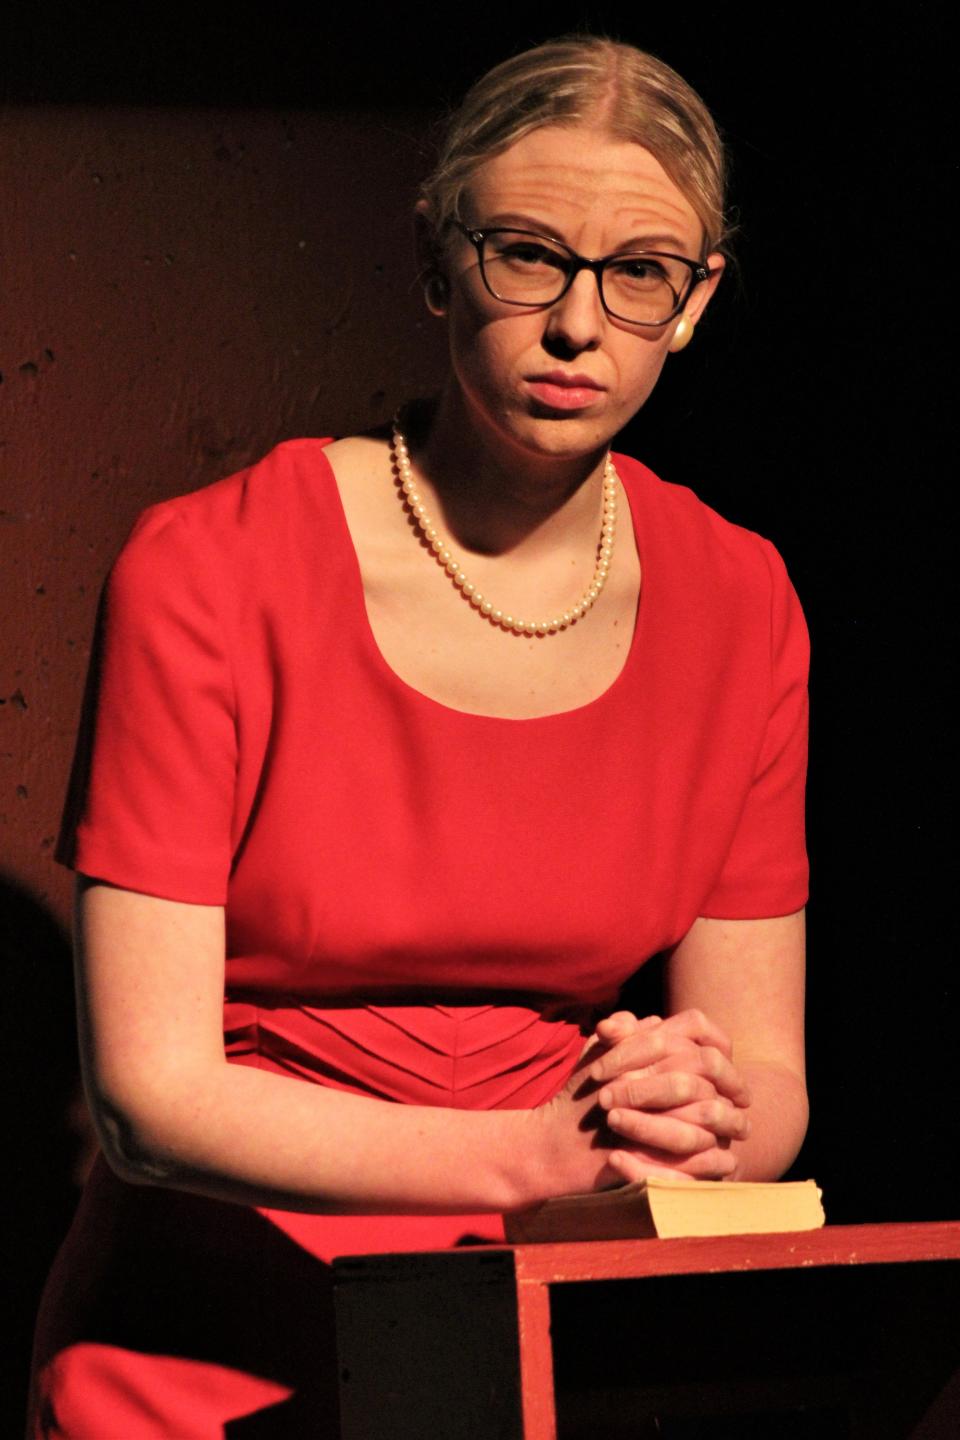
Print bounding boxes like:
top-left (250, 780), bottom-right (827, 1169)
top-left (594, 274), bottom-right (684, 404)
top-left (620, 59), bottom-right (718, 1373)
top-left (420, 36), bottom-right (729, 261)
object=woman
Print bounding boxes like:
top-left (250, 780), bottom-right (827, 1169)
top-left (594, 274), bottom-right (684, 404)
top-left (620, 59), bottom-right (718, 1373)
top-left (31, 36), bottom-right (808, 1438)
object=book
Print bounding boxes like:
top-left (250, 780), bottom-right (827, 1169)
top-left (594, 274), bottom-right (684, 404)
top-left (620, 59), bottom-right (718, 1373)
top-left (504, 1177), bottom-right (825, 1244)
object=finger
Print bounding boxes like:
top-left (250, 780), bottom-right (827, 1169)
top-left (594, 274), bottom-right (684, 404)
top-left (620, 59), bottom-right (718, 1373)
top-left (589, 1025), bottom-right (672, 1082)
top-left (672, 1145), bottom-right (739, 1179)
top-left (604, 1107), bottom-right (718, 1156)
top-left (588, 1020), bottom-right (739, 1087)
top-left (651, 1047), bottom-right (752, 1108)
top-left (591, 1009), bottom-right (741, 1084)
top-left (665, 1099), bottom-right (752, 1141)
top-left (596, 1010), bottom-right (641, 1034)
top-left (598, 1071), bottom-right (717, 1113)
top-left (656, 1008), bottom-right (735, 1059)
top-left (606, 1151), bottom-right (695, 1184)
top-left (594, 1012), bottom-right (661, 1045)
top-left (607, 1144), bottom-right (737, 1185)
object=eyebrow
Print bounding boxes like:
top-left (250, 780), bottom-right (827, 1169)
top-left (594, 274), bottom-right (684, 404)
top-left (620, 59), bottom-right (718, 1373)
top-left (614, 234), bottom-right (690, 253)
top-left (477, 213), bottom-right (690, 254)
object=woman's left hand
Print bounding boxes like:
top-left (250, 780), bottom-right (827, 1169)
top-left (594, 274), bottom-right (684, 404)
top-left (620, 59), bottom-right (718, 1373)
top-left (587, 1009), bottom-right (752, 1176)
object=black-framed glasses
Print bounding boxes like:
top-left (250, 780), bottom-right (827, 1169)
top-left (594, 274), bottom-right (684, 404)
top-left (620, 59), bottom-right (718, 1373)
top-left (456, 222), bottom-right (712, 328)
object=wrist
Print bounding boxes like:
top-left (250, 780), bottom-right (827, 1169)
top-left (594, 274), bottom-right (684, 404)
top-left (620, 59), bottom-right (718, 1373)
top-left (497, 1107), bottom-right (558, 1211)
top-left (502, 1101), bottom-right (604, 1210)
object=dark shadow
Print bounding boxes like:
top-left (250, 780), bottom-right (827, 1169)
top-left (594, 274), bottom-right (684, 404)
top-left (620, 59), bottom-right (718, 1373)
top-left (617, 950), bottom-right (666, 1024)
top-left (32, 1159), bottom-right (343, 1435)
top-left (1, 872), bottom-right (83, 1436)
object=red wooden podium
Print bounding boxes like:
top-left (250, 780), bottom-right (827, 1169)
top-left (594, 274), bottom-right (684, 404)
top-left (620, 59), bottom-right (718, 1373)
top-left (333, 1221), bottom-right (960, 1439)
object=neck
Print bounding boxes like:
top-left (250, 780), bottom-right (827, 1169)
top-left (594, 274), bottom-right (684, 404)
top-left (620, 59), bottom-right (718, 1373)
top-left (406, 385), bottom-right (610, 560)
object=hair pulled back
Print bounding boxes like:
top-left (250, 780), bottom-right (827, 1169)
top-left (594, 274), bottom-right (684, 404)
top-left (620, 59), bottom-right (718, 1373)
top-left (419, 36), bottom-right (729, 260)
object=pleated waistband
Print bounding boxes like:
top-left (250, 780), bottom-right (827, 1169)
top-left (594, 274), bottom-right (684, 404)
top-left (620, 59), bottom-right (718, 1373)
top-left (222, 996), bottom-right (593, 1110)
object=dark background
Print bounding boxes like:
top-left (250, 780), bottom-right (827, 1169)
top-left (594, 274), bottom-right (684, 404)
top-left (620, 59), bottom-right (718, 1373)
top-left (3, 0), bottom-right (955, 1421)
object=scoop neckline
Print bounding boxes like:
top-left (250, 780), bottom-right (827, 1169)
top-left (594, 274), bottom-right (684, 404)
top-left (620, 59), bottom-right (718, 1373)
top-left (316, 441), bottom-right (648, 725)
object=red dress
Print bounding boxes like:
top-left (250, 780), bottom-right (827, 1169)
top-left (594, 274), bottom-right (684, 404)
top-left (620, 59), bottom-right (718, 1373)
top-left (31, 440), bottom-right (808, 1436)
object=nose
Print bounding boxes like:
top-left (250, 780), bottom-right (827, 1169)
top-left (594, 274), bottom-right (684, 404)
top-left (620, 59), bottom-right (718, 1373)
top-left (543, 267), bottom-right (604, 353)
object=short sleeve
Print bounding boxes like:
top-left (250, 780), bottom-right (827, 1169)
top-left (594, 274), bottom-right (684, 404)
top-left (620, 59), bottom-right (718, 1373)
top-left (700, 539), bottom-right (809, 917)
top-left (56, 502), bottom-right (237, 904)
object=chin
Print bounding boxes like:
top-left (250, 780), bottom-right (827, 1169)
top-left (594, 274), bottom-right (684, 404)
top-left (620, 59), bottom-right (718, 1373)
top-left (458, 379), bottom-right (624, 462)
top-left (509, 408), bottom-right (621, 460)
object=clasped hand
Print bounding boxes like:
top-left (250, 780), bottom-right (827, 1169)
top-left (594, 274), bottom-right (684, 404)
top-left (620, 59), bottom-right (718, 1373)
top-left (586, 1009), bottom-right (751, 1183)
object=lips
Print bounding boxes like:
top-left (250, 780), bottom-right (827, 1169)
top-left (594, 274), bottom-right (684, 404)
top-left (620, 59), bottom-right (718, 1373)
top-left (525, 372), bottom-right (606, 411)
top-left (527, 371), bottom-right (605, 391)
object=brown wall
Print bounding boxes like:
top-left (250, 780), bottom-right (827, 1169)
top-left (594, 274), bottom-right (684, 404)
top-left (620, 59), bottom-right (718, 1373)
top-left (1, 104), bottom-right (446, 927)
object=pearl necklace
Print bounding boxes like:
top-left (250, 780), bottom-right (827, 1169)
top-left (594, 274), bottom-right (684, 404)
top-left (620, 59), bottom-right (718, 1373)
top-left (389, 415), bottom-right (617, 636)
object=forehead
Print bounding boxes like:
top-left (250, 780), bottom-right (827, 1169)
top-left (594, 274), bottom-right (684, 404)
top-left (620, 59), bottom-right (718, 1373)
top-left (464, 125), bottom-right (701, 249)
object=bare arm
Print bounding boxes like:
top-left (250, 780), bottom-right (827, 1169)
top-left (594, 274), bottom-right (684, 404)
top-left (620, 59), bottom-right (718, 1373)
top-left (75, 878), bottom-right (622, 1214)
top-left (664, 911), bottom-right (807, 1179)
top-left (588, 912), bottom-right (808, 1182)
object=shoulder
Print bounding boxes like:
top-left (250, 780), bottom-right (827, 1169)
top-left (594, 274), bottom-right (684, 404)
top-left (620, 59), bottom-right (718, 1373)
top-left (111, 437), bottom-right (338, 583)
top-left (612, 450), bottom-right (799, 616)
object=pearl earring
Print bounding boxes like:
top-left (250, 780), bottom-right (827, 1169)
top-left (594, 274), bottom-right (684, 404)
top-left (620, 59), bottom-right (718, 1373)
top-left (668, 315), bottom-right (695, 352)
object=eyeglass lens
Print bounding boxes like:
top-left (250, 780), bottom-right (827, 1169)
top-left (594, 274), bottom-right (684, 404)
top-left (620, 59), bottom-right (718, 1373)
top-left (480, 231), bottom-right (689, 324)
